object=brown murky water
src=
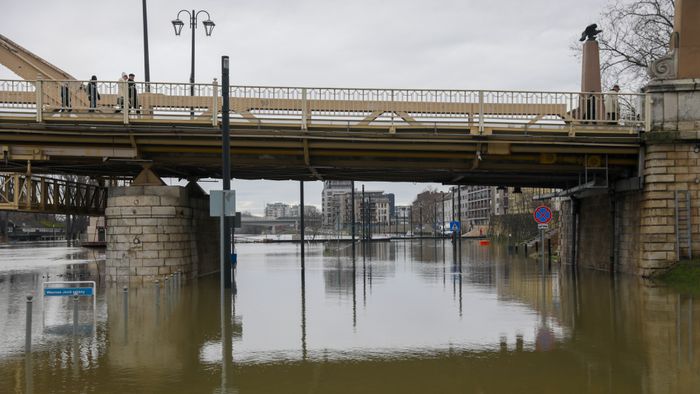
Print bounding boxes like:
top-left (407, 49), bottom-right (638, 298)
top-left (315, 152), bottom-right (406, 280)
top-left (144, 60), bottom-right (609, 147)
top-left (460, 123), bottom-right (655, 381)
top-left (0, 240), bottom-right (698, 393)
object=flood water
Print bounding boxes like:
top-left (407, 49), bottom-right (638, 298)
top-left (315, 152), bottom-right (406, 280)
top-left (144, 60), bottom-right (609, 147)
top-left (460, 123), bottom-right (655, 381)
top-left (0, 239), bottom-right (698, 393)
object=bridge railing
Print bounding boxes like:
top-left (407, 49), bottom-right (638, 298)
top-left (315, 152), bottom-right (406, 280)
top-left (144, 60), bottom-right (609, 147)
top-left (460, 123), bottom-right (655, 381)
top-left (0, 173), bottom-right (106, 215)
top-left (0, 79), bottom-right (645, 134)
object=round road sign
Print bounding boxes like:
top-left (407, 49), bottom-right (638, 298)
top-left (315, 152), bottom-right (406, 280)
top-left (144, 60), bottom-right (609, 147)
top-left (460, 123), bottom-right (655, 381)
top-left (533, 205), bottom-right (552, 225)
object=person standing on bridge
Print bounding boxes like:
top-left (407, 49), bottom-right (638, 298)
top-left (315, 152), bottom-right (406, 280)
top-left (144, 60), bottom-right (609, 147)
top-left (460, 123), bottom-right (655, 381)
top-left (127, 73), bottom-right (139, 114)
top-left (116, 72), bottom-right (128, 113)
top-left (87, 75), bottom-right (100, 113)
top-left (604, 84), bottom-right (620, 123)
top-left (59, 82), bottom-right (71, 112)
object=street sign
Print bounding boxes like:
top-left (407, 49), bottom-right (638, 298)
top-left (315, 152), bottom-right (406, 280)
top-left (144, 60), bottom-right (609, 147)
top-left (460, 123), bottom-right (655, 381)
top-left (449, 221), bottom-right (461, 232)
top-left (538, 223), bottom-right (549, 230)
top-left (44, 287), bottom-right (94, 297)
top-left (210, 190), bottom-right (236, 217)
top-left (533, 205), bottom-right (552, 225)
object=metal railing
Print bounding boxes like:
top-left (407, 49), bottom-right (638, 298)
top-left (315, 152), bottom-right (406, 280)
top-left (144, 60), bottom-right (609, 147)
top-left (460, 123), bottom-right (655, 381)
top-left (0, 173), bottom-right (106, 215)
top-left (0, 79), bottom-right (645, 134)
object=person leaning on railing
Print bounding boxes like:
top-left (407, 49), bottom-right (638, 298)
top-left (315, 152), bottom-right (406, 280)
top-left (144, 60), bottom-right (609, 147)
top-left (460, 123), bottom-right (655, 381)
top-left (86, 75), bottom-right (100, 113)
top-left (604, 84), bottom-right (620, 123)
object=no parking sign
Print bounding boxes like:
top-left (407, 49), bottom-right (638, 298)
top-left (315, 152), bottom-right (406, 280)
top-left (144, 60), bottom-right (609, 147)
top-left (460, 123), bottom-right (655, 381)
top-left (533, 205), bottom-right (552, 227)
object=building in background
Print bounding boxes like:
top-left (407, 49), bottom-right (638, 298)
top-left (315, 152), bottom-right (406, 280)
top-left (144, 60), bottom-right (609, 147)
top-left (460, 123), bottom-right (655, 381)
top-left (265, 202), bottom-right (292, 218)
top-left (322, 181), bottom-right (352, 226)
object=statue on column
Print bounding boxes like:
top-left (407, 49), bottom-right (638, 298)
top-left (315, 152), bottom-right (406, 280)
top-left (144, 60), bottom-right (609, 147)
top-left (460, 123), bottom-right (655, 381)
top-left (579, 24), bottom-right (603, 42)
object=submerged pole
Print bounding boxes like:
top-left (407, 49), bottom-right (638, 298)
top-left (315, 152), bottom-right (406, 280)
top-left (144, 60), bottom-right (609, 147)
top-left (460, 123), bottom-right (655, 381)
top-left (351, 181), bottom-right (355, 259)
top-left (300, 181), bottom-right (305, 265)
top-left (25, 295), bottom-right (33, 353)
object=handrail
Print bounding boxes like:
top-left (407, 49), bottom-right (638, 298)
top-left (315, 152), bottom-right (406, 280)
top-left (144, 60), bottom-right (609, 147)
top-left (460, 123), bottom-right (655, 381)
top-left (0, 78), bottom-right (646, 134)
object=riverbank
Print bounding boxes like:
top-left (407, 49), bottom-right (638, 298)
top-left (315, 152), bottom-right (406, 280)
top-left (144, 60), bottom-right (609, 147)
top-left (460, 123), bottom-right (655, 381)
top-left (657, 260), bottom-right (700, 295)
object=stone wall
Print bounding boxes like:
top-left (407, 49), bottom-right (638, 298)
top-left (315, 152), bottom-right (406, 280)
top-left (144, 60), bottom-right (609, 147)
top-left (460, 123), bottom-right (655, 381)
top-left (615, 192), bottom-right (642, 274)
top-left (637, 143), bottom-right (700, 275)
top-left (105, 185), bottom-right (218, 285)
top-left (577, 194), bottom-right (613, 271)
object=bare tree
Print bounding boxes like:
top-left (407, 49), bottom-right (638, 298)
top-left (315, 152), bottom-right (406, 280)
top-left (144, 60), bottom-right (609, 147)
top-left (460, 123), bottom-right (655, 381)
top-left (577, 0), bottom-right (674, 90)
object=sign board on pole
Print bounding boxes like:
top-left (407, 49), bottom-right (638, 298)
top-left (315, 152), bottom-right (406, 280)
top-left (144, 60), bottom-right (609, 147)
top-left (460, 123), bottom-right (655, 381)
top-left (538, 223), bottom-right (549, 230)
top-left (44, 287), bottom-right (94, 297)
top-left (533, 205), bottom-right (553, 225)
top-left (449, 221), bottom-right (461, 232)
top-left (209, 190), bottom-right (236, 217)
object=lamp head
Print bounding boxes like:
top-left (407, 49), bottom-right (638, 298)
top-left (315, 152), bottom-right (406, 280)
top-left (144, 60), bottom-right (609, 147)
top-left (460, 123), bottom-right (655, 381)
top-left (171, 19), bottom-right (185, 36)
top-left (202, 19), bottom-right (215, 36)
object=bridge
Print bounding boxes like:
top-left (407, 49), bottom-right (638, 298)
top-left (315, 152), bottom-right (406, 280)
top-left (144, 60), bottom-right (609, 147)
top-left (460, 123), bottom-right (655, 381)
top-left (0, 78), bottom-right (643, 187)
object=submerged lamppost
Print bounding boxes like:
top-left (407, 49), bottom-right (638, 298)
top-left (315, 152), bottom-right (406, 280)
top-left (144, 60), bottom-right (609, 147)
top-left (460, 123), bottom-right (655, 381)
top-left (171, 9), bottom-right (215, 96)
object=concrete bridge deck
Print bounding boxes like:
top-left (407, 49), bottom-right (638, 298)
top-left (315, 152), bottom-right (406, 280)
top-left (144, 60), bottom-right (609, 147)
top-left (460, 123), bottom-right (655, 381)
top-left (0, 79), bottom-right (643, 187)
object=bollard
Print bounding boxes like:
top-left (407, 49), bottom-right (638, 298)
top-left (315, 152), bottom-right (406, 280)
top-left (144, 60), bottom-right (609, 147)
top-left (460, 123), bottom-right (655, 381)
top-left (122, 286), bottom-right (128, 318)
top-left (535, 241), bottom-right (539, 253)
top-left (25, 294), bottom-right (33, 353)
top-left (547, 239), bottom-right (552, 269)
top-left (72, 294), bottom-right (79, 336)
top-left (524, 244), bottom-right (528, 255)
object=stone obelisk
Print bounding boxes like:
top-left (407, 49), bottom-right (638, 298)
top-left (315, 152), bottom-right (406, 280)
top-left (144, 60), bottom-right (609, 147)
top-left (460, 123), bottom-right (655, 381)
top-left (580, 26), bottom-right (603, 122)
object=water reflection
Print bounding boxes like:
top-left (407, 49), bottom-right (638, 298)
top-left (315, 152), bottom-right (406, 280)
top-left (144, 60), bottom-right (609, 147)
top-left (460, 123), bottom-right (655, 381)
top-left (0, 240), bottom-right (698, 392)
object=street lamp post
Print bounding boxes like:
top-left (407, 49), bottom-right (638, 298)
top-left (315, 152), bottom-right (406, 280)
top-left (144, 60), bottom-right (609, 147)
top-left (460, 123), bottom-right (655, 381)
top-left (171, 9), bottom-right (215, 97)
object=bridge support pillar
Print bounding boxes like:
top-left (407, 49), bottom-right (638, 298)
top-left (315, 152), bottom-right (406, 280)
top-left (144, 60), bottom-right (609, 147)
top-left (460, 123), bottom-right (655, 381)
top-left (105, 184), bottom-right (218, 285)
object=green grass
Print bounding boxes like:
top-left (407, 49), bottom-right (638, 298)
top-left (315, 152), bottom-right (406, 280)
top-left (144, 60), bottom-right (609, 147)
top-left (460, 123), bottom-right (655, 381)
top-left (657, 260), bottom-right (700, 295)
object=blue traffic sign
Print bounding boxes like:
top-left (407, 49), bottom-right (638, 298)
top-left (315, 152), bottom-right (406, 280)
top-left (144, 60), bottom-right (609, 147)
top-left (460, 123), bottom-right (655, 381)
top-left (44, 287), bottom-right (94, 297)
top-left (449, 221), bottom-right (461, 232)
top-left (533, 205), bottom-right (552, 225)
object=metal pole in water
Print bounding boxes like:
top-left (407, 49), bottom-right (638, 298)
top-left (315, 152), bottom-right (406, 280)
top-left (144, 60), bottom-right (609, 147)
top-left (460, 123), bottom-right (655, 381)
top-left (73, 294), bottom-right (79, 336)
top-left (300, 180), bottom-right (305, 266)
top-left (351, 181), bottom-right (356, 260)
top-left (221, 56), bottom-right (233, 290)
top-left (25, 294), bottom-right (33, 353)
top-left (122, 286), bottom-right (128, 317)
top-left (540, 229), bottom-right (545, 272)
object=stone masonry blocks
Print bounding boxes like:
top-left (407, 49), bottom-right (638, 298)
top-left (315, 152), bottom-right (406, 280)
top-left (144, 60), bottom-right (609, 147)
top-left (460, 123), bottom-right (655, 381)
top-left (105, 185), bottom-right (218, 285)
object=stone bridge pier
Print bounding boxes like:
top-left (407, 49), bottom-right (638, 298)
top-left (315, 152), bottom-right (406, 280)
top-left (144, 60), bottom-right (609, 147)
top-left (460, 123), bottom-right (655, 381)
top-left (560, 1), bottom-right (700, 276)
top-left (104, 182), bottom-right (218, 285)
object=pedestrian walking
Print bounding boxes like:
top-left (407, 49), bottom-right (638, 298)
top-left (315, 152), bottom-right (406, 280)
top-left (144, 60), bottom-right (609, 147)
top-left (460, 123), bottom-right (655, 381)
top-left (87, 75), bottom-right (100, 113)
top-left (127, 73), bottom-right (139, 114)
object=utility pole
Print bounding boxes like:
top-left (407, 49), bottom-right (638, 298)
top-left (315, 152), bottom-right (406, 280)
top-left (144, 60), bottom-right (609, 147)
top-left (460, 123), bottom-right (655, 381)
top-left (221, 56), bottom-right (232, 290)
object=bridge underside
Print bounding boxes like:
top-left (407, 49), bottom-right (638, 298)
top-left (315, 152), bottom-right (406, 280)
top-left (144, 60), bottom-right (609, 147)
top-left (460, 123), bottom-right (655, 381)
top-left (0, 119), bottom-right (639, 187)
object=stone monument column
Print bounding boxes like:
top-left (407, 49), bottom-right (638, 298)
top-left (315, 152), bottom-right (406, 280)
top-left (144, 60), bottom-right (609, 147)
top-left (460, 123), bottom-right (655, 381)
top-left (580, 25), bottom-right (603, 122)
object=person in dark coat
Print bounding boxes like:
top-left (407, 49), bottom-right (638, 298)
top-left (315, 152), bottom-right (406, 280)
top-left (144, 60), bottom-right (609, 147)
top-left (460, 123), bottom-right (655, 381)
top-left (127, 73), bottom-right (138, 113)
top-left (87, 75), bottom-right (100, 113)
top-left (60, 82), bottom-right (72, 112)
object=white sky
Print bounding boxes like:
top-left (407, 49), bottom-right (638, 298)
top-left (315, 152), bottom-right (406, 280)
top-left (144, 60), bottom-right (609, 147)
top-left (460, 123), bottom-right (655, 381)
top-left (1, 0), bottom-right (609, 215)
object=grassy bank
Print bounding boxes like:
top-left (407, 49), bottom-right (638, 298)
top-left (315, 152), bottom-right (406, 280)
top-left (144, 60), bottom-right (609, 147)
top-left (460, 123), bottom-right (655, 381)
top-left (657, 260), bottom-right (700, 294)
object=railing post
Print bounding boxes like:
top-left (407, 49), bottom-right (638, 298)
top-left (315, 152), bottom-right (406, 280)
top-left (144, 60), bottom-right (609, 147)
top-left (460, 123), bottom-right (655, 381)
top-left (301, 88), bottom-right (308, 131)
top-left (35, 79), bottom-right (43, 123)
top-left (212, 78), bottom-right (219, 127)
top-left (478, 90), bottom-right (484, 133)
top-left (121, 80), bottom-right (129, 125)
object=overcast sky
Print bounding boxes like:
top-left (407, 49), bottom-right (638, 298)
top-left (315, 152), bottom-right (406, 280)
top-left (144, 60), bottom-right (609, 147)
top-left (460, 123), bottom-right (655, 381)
top-left (2, 0), bottom-right (610, 215)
